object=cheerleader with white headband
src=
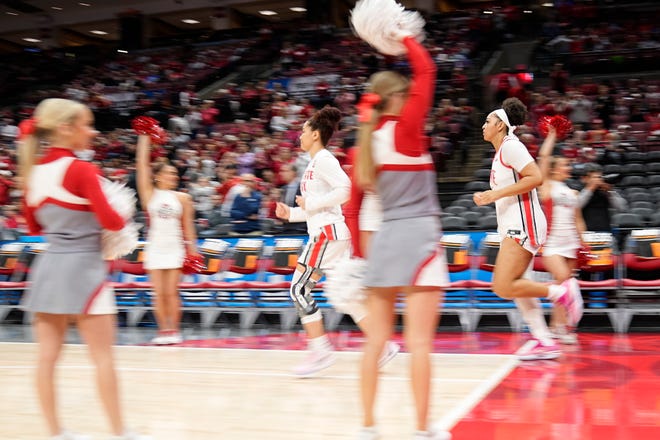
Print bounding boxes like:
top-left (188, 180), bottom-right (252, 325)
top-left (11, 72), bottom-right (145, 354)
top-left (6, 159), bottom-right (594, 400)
top-left (474, 97), bottom-right (584, 361)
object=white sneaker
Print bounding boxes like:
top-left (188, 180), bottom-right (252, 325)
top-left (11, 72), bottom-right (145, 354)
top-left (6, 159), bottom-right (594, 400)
top-left (413, 428), bottom-right (452, 440)
top-left (357, 426), bottom-right (380, 440)
top-left (150, 332), bottom-right (171, 345)
top-left (516, 338), bottom-right (561, 361)
top-left (550, 328), bottom-right (578, 345)
top-left (168, 331), bottom-right (183, 344)
top-left (109, 431), bottom-right (152, 440)
top-left (555, 278), bottom-right (583, 327)
top-left (292, 350), bottom-right (335, 377)
top-left (377, 341), bottom-right (400, 369)
top-left (51, 431), bottom-right (91, 440)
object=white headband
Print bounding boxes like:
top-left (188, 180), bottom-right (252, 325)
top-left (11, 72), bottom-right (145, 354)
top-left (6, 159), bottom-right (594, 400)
top-left (493, 109), bottom-right (516, 135)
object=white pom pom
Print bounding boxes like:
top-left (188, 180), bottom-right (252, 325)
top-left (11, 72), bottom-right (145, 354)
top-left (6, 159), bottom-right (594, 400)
top-left (323, 257), bottom-right (368, 314)
top-left (99, 177), bottom-right (139, 260)
top-left (351, 0), bottom-right (425, 56)
top-left (99, 178), bottom-right (136, 221)
top-left (101, 222), bottom-right (140, 260)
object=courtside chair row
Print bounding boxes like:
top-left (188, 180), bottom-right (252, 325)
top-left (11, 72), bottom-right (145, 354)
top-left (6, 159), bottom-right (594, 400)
top-left (1, 230), bottom-right (659, 332)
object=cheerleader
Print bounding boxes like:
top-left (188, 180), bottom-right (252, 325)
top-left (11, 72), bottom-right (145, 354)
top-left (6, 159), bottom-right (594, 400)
top-left (538, 125), bottom-right (587, 344)
top-left (19, 98), bottom-right (150, 440)
top-left (351, 1), bottom-right (451, 436)
top-left (136, 131), bottom-right (198, 345)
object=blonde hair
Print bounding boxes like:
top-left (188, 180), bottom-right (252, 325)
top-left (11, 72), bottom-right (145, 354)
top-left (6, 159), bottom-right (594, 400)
top-left (18, 98), bottom-right (87, 183)
top-left (355, 71), bottom-right (409, 188)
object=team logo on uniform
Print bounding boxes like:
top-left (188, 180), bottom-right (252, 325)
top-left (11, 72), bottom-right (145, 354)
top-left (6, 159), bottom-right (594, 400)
top-left (157, 203), bottom-right (176, 219)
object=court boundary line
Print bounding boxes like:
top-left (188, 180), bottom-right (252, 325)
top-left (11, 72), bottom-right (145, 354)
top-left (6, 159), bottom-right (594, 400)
top-left (434, 355), bottom-right (519, 430)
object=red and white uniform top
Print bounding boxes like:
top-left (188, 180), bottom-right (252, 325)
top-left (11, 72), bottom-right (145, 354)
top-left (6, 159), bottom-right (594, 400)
top-left (491, 136), bottom-right (547, 247)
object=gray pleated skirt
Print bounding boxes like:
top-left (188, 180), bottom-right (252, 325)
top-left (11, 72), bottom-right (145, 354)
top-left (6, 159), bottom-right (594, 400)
top-left (363, 216), bottom-right (449, 288)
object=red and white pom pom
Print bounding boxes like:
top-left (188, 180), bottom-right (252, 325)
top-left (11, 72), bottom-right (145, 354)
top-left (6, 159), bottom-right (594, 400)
top-left (131, 116), bottom-right (169, 145)
top-left (350, 0), bottom-right (425, 56)
top-left (538, 115), bottom-right (573, 140)
top-left (182, 254), bottom-right (206, 275)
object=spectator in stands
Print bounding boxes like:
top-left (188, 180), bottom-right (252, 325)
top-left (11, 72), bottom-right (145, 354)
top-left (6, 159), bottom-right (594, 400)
top-left (200, 99), bottom-right (219, 135)
top-left (474, 97), bottom-right (584, 361)
top-left (549, 62), bottom-right (570, 94)
top-left (594, 83), bottom-right (615, 129)
top-left (567, 91), bottom-right (594, 130)
top-left (277, 163), bottom-right (307, 234)
top-left (189, 176), bottom-right (216, 219)
top-left (538, 126), bottom-right (588, 345)
top-left (351, 30), bottom-right (450, 440)
top-left (578, 163), bottom-right (627, 232)
top-left (19, 98), bottom-right (150, 440)
top-left (229, 173), bottom-right (262, 234)
top-left (0, 168), bottom-right (13, 206)
top-left (274, 106), bottom-right (354, 377)
top-left (136, 128), bottom-right (198, 346)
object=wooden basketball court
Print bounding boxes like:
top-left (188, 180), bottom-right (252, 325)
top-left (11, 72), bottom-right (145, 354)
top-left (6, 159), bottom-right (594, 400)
top-left (0, 342), bottom-right (517, 439)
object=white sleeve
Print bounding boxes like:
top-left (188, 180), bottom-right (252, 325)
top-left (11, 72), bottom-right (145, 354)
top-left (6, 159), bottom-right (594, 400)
top-left (304, 152), bottom-right (351, 211)
top-left (288, 206), bottom-right (307, 223)
top-left (501, 139), bottom-right (534, 173)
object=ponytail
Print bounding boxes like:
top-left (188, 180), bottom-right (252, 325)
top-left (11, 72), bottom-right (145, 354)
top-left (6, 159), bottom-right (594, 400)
top-left (18, 134), bottom-right (41, 187)
top-left (17, 98), bottom-right (86, 187)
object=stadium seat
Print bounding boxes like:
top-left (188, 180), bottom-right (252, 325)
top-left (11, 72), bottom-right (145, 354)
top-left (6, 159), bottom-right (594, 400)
top-left (444, 205), bottom-right (468, 216)
top-left (618, 230), bottom-right (660, 332)
top-left (442, 215), bottom-right (468, 231)
top-left (612, 212), bottom-right (645, 229)
top-left (477, 214), bottom-right (498, 230)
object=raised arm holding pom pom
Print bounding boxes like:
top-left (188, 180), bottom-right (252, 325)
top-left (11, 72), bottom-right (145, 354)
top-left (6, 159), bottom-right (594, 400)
top-left (134, 120), bottom-right (198, 345)
top-left (350, 1), bottom-right (452, 438)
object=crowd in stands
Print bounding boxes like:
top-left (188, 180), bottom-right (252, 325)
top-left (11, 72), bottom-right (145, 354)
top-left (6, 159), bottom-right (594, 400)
top-left (0, 2), bottom-right (659, 241)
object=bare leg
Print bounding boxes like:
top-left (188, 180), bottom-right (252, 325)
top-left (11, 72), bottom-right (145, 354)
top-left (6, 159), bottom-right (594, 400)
top-left (360, 287), bottom-right (397, 428)
top-left (492, 238), bottom-right (549, 299)
top-left (148, 270), bottom-right (168, 331)
top-left (77, 314), bottom-right (123, 435)
top-left (403, 287), bottom-right (441, 432)
top-left (33, 313), bottom-right (68, 436)
top-left (162, 269), bottom-right (182, 332)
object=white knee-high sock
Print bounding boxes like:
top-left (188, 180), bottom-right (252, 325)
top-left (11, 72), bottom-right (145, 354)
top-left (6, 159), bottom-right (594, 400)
top-left (515, 297), bottom-right (554, 346)
top-left (308, 334), bottom-right (333, 353)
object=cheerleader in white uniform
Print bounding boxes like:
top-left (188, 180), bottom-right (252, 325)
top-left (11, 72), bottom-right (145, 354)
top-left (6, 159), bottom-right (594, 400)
top-left (538, 126), bottom-right (586, 344)
top-left (136, 134), bottom-right (198, 345)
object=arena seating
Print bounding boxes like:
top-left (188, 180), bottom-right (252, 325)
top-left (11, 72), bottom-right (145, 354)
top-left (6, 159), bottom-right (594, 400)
top-left (1, 228), bottom-right (660, 332)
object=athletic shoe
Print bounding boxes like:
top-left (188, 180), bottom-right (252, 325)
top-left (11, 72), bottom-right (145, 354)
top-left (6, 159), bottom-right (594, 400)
top-left (357, 426), bottom-right (380, 440)
top-left (167, 331), bottom-right (183, 344)
top-left (377, 341), bottom-right (400, 369)
top-left (51, 431), bottom-right (91, 440)
top-left (109, 431), bottom-right (152, 440)
top-left (150, 331), bottom-right (171, 345)
top-left (550, 327), bottom-right (578, 345)
top-left (293, 350), bottom-right (336, 377)
top-left (555, 278), bottom-right (583, 327)
top-left (413, 428), bottom-right (452, 440)
top-left (516, 338), bottom-right (561, 361)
